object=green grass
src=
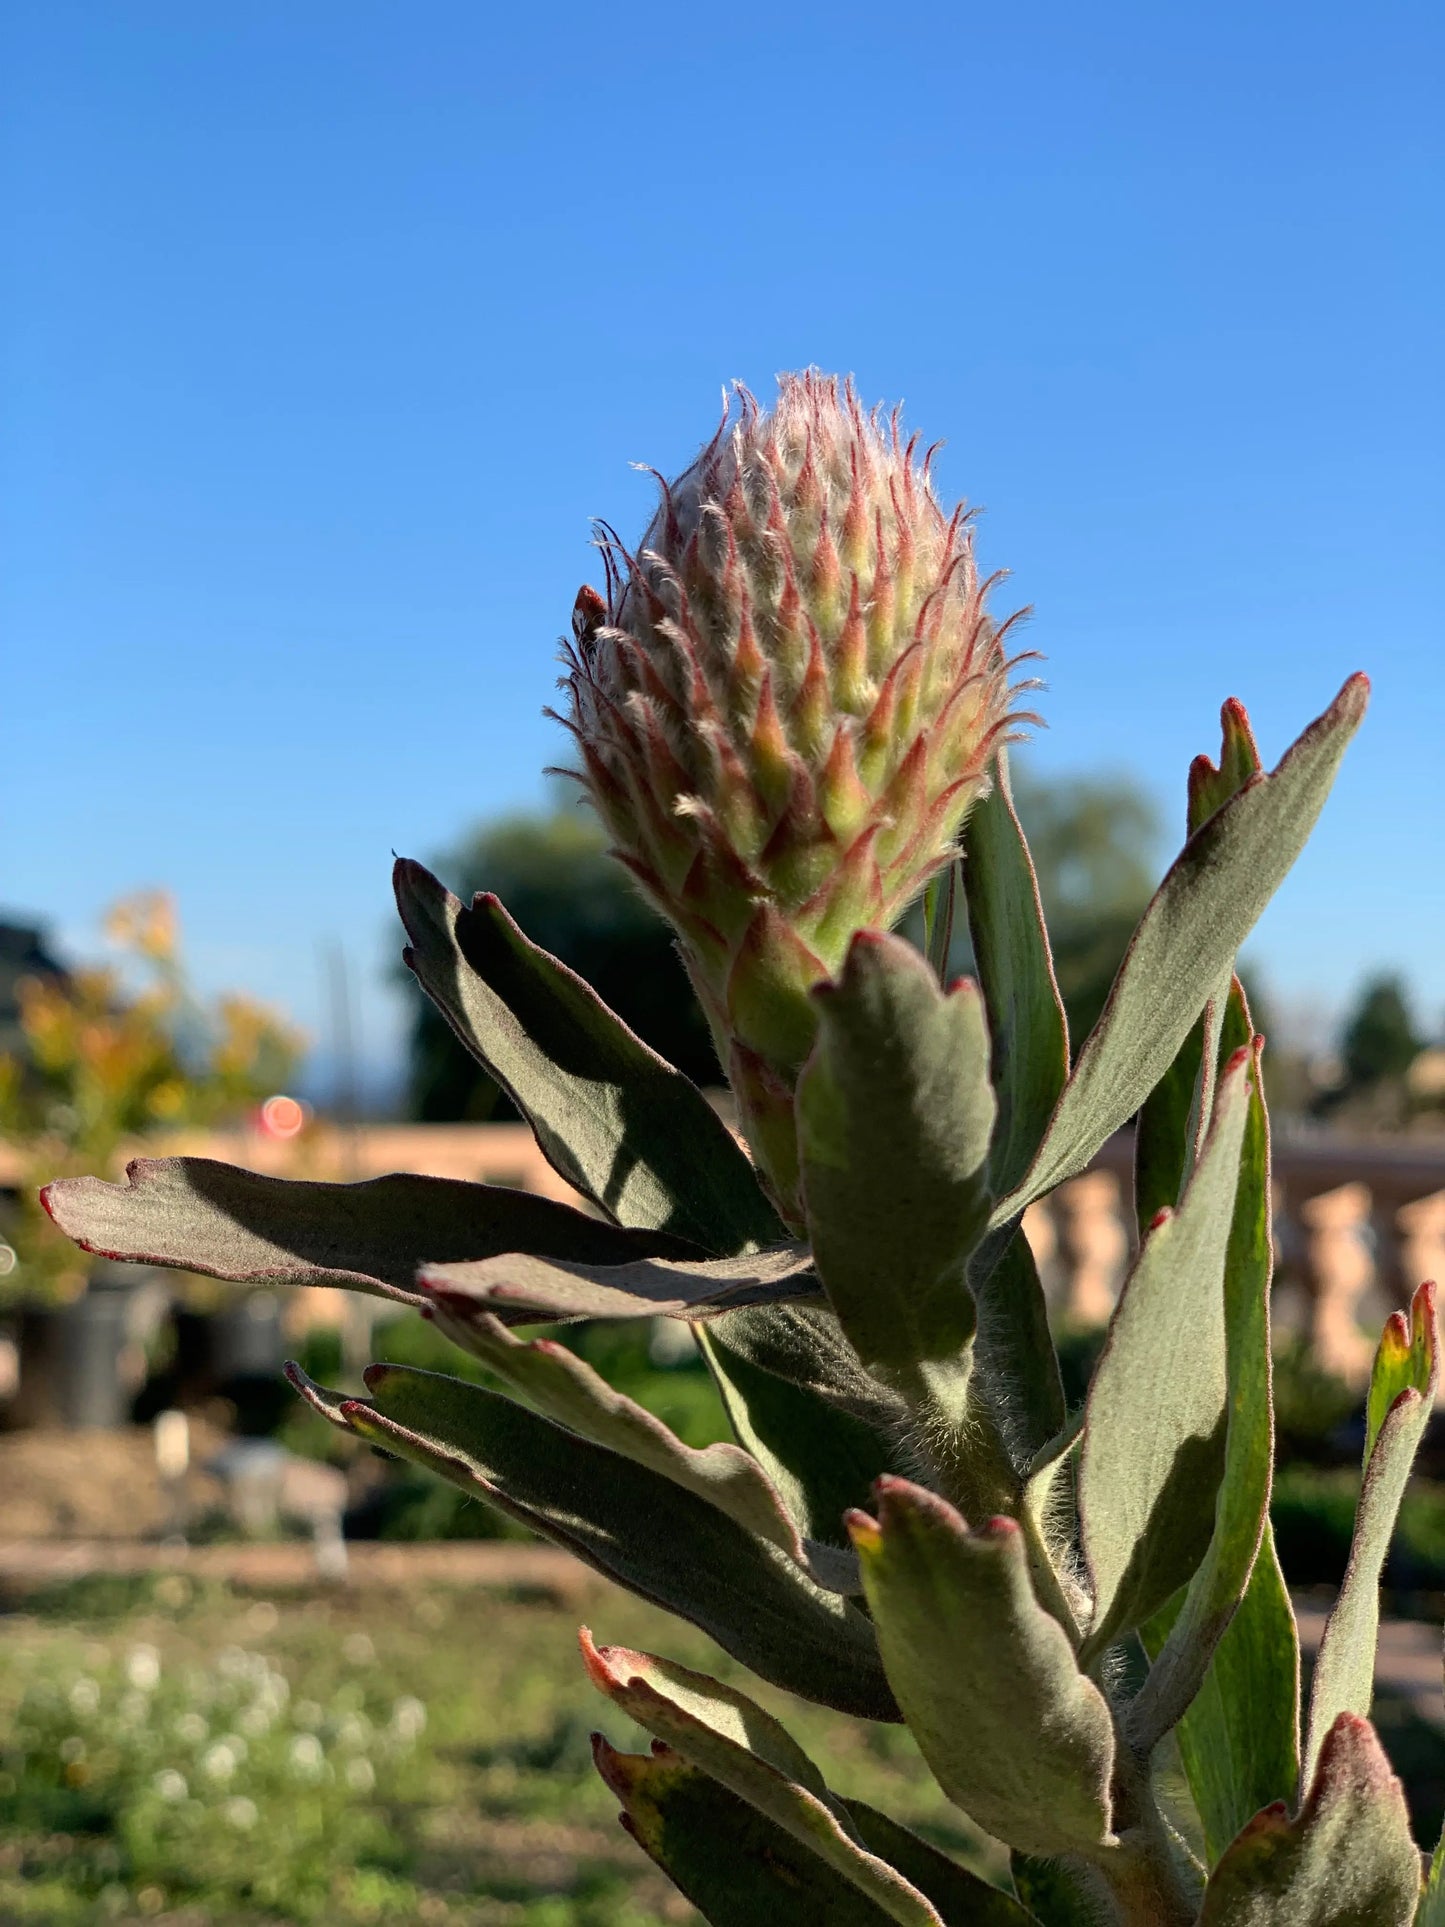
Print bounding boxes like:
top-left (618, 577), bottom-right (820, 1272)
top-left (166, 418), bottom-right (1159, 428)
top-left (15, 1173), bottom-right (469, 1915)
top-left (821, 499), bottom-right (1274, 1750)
top-left (0, 1570), bottom-right (1005, 1925)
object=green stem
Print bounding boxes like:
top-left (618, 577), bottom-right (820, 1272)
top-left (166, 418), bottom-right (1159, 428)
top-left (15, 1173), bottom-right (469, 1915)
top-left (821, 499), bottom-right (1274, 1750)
top-left (1088, 1746), bottom-right (1202, 1926)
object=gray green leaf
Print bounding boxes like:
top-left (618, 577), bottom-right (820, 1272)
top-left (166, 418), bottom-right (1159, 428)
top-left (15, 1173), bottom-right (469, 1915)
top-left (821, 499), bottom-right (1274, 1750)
top-left (845, 1802), bottom-right (1041, 1924)
top-left (1303, 1280), bottom-right (1438, 1783)
top-left (970, 1226), bottom-right (1067, 1471)
top-left (287, 1360), bottom-right (897, 1721)
top-left (430, 1307), bottom-right (840, 1578)
top-left (961, 746), bottom-right (1070, 1200)
top-left (1079, 1048), bottom-right (1253, 1657)
top-left (1129, 1008), bottom-right (1277, 1750)
top-left (851, 1477), bottom-right (1115, 1857)
top-left (394, 858), bottom-right (779, 1253)
top-left (1145, 1528), bottom-right (1301, 1867)
top-left (994, 674), bottom-right (1367, 1224)
top-left (592, 1738), bottom-right (910, 1926)
top-left (695, 1313), bottom-right (902, 1554)
top-left (419, 1242), bottom-right (818, 1323)
top-left (1199, 1712), bottom-right (1419, 1926)
top-left (40, 1156), bottom-right (693, 1308)
top-left (797, 931), bottom-right (994, 1376)
top-left (582, 1635), bottom-right (945, 1926)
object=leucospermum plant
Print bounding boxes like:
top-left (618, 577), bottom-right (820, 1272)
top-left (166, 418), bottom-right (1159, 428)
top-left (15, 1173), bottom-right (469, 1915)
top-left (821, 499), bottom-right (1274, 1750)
top-left (45, 373), bottom-right (1442, 1925)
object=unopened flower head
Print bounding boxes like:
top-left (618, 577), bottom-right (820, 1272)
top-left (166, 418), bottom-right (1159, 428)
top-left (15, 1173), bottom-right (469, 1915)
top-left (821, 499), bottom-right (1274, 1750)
top-left (557, 372), bottom-right (1034, 1204)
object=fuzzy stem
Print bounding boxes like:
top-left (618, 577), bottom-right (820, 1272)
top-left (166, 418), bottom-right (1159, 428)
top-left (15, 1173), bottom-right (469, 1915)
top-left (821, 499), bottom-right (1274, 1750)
top-left (1018, 1501), bottom-right (1084, 1648)
top-left (1087, 1745), bottom-right (1202, 1926)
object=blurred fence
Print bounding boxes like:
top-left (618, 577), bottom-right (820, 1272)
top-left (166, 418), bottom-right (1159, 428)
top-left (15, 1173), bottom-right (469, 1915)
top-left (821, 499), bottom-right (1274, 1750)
top-left (1028, 1132), bottom-right (1445, 1388)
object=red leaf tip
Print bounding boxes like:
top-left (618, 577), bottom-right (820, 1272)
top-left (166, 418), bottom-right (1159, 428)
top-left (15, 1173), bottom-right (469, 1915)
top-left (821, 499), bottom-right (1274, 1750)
top-left (577, 1625), bottom-right (614, 1692)
top-left (979, 1515), bottom-right (1021, 1540)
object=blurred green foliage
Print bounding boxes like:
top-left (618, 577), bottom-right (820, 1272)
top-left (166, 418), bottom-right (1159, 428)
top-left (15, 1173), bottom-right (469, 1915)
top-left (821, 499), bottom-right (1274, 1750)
top-left (1341, 974), bottom-right (1422, 1094)
top-left (1010, 768), bottom-right (1160, 1045)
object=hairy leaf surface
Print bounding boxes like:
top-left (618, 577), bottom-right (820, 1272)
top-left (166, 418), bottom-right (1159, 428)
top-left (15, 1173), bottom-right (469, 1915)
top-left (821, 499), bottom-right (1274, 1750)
top-left (592, 1739), bottom-right (912, 1926)
top-left (961, 748), bottom-right (1069, 1199)
top-left (1130, 1010), bottom-right (1277, 1749)
top-left (1079, 1049), bottom-right (1252, 1655)
top-left (1198, 1714), bottom-right (1419, 1926)
top-left (420, 1243), bottom-right (818, 1322)
top-left (435, 1309), bottom-right (806, 1557)
top-left (798, 932), bottom-right (994, 1374)
top-left (851, 1478), bottom-right (1115, 1856)
top-left (40, 1157), bottom-right (691, 1307)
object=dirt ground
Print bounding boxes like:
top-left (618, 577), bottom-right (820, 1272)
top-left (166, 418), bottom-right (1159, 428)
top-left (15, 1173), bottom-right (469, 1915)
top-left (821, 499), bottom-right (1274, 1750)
top-left (0, 1424), bottom-right (231, 1540)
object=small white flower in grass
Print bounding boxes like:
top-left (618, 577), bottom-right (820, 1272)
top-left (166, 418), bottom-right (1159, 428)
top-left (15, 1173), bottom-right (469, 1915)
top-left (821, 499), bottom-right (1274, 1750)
top-left (224, 1796), bottom-right (259, 1830)
top-left (153, 1769), bottom-right (188, 1802)
top-left (125, 1646), bottom-right (161, 1692)
top-left (202, 1742), bottom-right (238, 1782)
top-left (342, 1632), bottom-right (374, 1664)
top-left (69, 1677), bottom-right (101, 1716)
top-left (391, 1696), bottom-right (426, 1742)
top-left (344, 1756), bottom-right (376, 1793)
top-left (237, 1703), bottom-right (272, 1739)
top-left (336, 1714), bottom-right (371, 1749)
top-left (289, 1733), bottom-right (324, 1779)
top-left (174, 1712), bottom-right (208, 1746)
top-left (59, 1736), bottom-right (86, 1764)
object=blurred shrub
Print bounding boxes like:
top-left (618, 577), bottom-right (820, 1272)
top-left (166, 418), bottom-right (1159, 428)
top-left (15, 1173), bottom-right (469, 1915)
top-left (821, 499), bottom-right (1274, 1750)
top-left (1272, 1463), bottom-right (1445, 1593)
top-left (1270, 1338), bottom-right (1361, 1463)
top-left (0, 893), bottom-right (303, 1302)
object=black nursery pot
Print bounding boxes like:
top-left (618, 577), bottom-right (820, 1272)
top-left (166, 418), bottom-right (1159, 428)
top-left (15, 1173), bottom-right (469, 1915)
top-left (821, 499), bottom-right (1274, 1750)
top-left (10, 1277), bottom-right (138, 1429)
top-left (152, 1295), bottom-right (288, 1435)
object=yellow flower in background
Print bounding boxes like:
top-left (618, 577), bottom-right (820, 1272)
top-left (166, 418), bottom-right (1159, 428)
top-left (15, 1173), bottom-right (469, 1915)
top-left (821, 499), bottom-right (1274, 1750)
top-left (0, 896), bottom-right (305, 1302)
top-left (102, 889), bottom-right (178, 964)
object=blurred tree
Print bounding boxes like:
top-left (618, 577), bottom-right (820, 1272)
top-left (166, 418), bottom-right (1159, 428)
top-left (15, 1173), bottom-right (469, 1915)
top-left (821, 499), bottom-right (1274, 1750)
top-left (1339, 974), bottom-right (1421, 1093)
top-left (0, 922), bottom-right (66, 1061)
top-left (0, 892), bottom-right (303, 1302)
top-left (403, 808), bottom-right (721, 1120)
top-left (1010, 768), bottom-right (1161, 1046)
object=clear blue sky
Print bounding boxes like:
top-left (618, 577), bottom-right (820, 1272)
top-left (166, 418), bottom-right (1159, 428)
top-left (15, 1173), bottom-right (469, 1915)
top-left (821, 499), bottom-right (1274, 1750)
top-left (4, 0), bottom-right (1441, 1089)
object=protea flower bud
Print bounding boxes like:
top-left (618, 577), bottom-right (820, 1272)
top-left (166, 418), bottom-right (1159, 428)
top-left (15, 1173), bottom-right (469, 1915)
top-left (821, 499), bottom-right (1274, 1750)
top-left (556, 372), bottom-right (1031, 1218)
